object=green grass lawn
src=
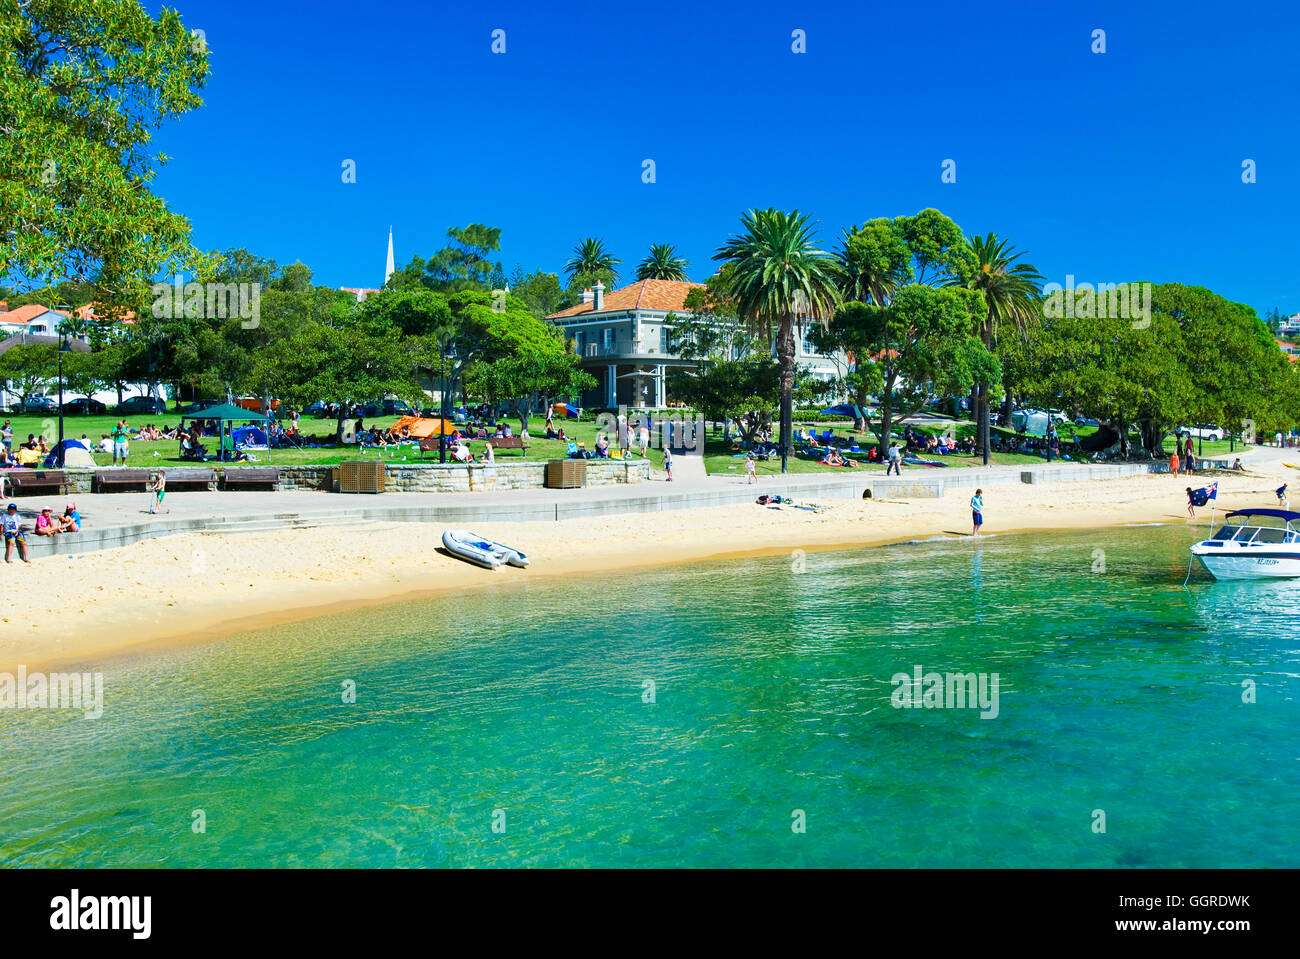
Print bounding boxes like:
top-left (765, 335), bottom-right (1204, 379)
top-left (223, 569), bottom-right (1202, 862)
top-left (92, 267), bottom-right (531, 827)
top-left (1, 411), bottom-right (1254, 473)
top-left (0, 412), bottom-right (658, 469)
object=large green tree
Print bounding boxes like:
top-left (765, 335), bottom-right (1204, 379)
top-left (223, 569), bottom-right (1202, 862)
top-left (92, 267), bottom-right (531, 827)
top-left (0, 0), bottom-right (213, 307)
top-left (823, 286), bottom-right (995, 452)
top-left (1016, 283), bottom-right (1297, 456)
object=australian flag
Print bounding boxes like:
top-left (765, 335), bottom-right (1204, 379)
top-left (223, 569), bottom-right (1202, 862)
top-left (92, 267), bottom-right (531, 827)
top-left (1189, 482), bottom-right (1218, 507)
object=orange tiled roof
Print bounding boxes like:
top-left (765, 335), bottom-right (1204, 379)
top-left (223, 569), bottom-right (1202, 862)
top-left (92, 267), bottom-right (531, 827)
top-left (547, 279), bottom-right (704, 320)
top-left (0, 304), bottom-right (70, 324)
top-left (74, 304), bottom-right (135, 322)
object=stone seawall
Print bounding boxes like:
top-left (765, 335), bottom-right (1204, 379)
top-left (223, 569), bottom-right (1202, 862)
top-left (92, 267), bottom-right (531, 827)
top-left (34, 460), bottom-right (652, 495)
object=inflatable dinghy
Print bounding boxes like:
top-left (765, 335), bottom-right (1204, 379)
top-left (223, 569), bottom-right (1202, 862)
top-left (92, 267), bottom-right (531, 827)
top-left (442, 529), bottom-right (530, 569)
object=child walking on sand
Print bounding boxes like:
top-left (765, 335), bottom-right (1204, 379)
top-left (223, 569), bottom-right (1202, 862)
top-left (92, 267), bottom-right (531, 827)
top-left (1278, 484), bottom-right (1290, 509)
top-left (149, 469), bottom-right (169, 514)
top-left (971, 489), bottom-right (984, 536)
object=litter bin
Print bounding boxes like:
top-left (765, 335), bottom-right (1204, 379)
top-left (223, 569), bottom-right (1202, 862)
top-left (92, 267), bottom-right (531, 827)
top-left (545, 459), bottom-right (586, 489)
top-left (339, 460), bottom-right (386, 493)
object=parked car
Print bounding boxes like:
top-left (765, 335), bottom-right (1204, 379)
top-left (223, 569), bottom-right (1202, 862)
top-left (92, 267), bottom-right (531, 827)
top-left (61, 397), bottom-right (107, 415)
top-left (1179, 425), bottom-right (1224, 441)
top-left (115, 395), bottom-right (168, 415)
top-left (304, 401), bottom-right (335, 418)
top-left (22, 394), bottom-right (58, 413)
top-left (380, 399), bottom-right (413, 416)
top-left (1074, 417), bottom-right (1100, 428)
top-left (180, 399), bottom-right (221, 415)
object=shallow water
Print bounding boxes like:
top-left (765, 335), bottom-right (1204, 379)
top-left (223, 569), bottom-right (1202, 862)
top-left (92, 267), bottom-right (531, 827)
top-left (1, 524), bottom-right (1296, 867)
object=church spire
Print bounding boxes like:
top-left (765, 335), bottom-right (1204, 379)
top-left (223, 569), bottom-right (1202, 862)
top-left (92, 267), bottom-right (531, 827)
top-left (384, 226), bottom-right (395, 286)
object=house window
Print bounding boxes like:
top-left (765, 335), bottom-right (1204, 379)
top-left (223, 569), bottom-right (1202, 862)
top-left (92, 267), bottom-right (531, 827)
top-left (603, 328), bottom-right (613, 350)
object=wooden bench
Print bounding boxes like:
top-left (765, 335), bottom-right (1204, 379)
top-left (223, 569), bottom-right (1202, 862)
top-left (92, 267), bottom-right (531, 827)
top-left (485, 435), bottom-right (527, 454)
top-left (165, 467), bottom-right (218, 491)
top-left (221, 467), bottom-right (280, 490)
top-left (5, 469), bottom-right (68, 495)
top-left (94, 468), bottom-right (217, 492)
top-left (94, 468), bottom-right (152, 492)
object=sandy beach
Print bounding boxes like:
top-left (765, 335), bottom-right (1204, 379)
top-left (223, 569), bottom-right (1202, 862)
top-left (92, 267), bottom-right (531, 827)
top-left (2, 465), bottom-right (1290, 671)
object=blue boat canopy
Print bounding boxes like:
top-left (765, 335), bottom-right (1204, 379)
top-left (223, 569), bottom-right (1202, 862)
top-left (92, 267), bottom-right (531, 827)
top-left (1225, 509), bottom-right (1300, 523)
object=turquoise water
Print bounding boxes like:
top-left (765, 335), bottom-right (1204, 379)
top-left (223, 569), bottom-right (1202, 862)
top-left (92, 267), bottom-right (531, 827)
top-left (2, 525), bottom-right (1297, 868)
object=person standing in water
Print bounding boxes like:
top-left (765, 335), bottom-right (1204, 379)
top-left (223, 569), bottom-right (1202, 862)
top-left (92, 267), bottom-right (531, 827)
top-left (971, 488), bottom-right (984, 536)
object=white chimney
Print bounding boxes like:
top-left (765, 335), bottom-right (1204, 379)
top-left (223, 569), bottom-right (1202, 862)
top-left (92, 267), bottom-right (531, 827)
top-left (580, 288), bottom-right (594, 304)
top-left (593, 280), bottom-right (605, 311)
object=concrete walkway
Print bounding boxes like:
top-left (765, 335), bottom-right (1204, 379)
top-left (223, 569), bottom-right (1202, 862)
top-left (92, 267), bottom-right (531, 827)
top-left (8, 449), bottom-right (1284, 559)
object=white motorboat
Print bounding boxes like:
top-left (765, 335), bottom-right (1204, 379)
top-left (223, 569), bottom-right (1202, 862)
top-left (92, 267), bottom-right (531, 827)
top-left (441, 529), bottom-right (529, 570)
top-left (1190, 509), bottom-right (1300, 580)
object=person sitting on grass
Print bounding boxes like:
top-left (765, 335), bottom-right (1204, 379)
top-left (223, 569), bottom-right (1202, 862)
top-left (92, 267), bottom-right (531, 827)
top-left (3, 502), bottom-right (30, 563)
top-left (595, 434), bottom-right (610, 458)
top-left (34, 506), bottom-right (60, 536)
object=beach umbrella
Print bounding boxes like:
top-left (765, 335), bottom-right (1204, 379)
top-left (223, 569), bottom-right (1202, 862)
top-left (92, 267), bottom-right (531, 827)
top-left (819, 403), bottom-right (865, 419)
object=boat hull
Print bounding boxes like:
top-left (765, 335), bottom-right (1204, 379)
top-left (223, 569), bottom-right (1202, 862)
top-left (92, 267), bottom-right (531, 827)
top-left (441, 529), bottom-right (529, 569)
top-left (1191, 545), bottom-right (1300, 580)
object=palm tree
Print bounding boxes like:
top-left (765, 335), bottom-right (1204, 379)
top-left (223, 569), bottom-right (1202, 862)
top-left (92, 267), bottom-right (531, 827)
top-left (714, 209), bottom-right (842, 472)
top-left (564, 237), bottom-right (620, 284)
top-left (635, 243), bottom-right (690, 281)
top-left (961, 233), bottom-right (1044, 463)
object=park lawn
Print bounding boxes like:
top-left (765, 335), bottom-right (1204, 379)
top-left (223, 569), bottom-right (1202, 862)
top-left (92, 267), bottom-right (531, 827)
top-left (3, 410), bottom-right (1252, 473)
top-left (3, 413), bottom-right (652, 469)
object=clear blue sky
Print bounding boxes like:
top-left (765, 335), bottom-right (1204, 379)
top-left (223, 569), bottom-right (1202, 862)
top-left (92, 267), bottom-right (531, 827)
top-left (150, 0), bottom-right (1299, 316)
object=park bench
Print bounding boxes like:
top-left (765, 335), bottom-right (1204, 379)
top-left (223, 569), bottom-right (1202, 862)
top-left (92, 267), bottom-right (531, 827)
top-left (5, 469), bottom-right (68, 496)
top-left (165, 467), bottom-right (219, 491)
top-left (94, 468), bottom-right (152, 492)
top-left (486, 435), bottom-right (527, 454)
top-left (95, 468), bottom-right (217, 492)
top-left (221, 467), bottom-right (280, 490)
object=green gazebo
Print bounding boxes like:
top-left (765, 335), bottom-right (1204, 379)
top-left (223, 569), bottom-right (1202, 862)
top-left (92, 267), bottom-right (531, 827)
top-left (180, 403), bottom-right (271, 462)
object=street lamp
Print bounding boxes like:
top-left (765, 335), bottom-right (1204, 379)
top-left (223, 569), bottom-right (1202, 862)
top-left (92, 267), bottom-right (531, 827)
top-left (438, 336), bottom-right (452, 464)
top-left (56, 330), bottom-right (72, 467)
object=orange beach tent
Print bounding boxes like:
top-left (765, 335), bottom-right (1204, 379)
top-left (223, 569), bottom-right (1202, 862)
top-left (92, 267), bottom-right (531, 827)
top-left (390, 415), bottom-right (457, 438)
